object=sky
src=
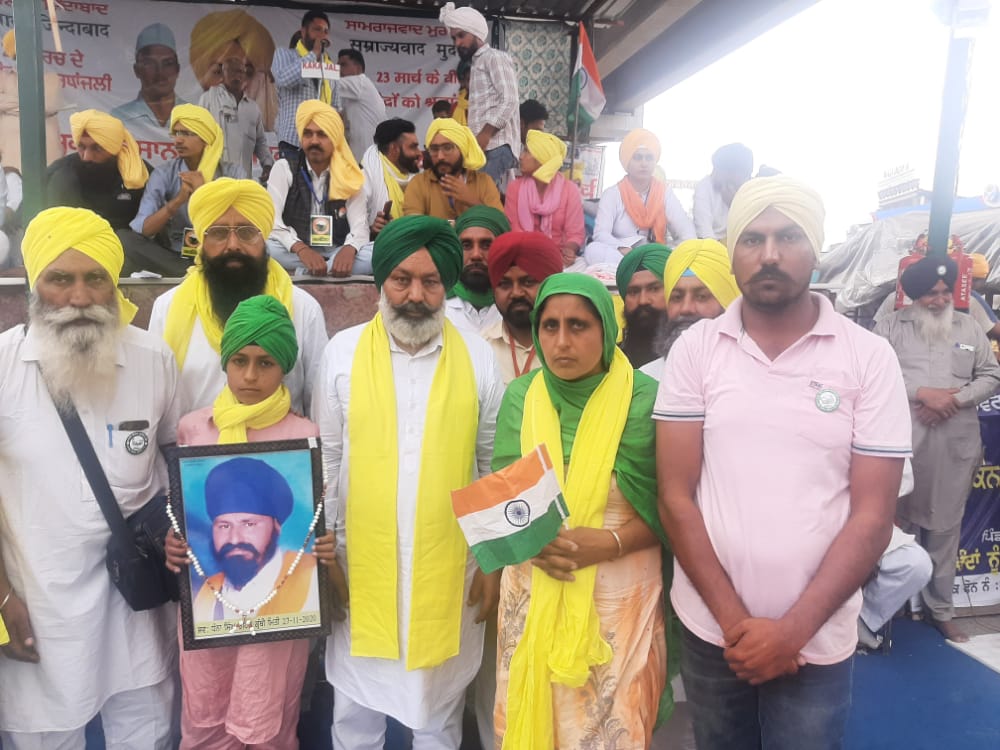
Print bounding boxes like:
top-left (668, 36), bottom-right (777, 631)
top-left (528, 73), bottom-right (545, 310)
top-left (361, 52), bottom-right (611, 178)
top-left (601, 0), bottom-right (1000, 248)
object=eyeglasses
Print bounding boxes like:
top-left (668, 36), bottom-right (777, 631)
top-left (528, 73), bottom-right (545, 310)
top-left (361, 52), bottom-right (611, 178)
top-left (203, 225), bottom-right (263, 244)
top-left (428, 142), bottom-right (458, 156)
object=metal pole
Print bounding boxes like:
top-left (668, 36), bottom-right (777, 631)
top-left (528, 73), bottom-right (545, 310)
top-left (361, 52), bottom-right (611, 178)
top-left (568, 25), bottom-right (582, 184)
top-left (12, 0), bottom-right (46, 223)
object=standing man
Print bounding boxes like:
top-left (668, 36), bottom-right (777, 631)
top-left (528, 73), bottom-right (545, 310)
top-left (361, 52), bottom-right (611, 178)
top-left (335, 49), bottom-right (388, 164)
top-left (0, 207), bottom-right (178, 749)
top-left (112, 23), bottom-right (188, 145)
top-left (445, 205), bottom-right (509, 335)
top-left (440, 2), bottom-right (520, 188)
top-left (266, 101), bottom-right (368, 277)
top-left (616, 243), bottom-right (671, 368)
top-left (403, 118), bottom-right (503, 220)
top-left (656, 176), bottom-right (912, 748)
top-left (198, 51), bottom-right (274, 181)
top-left (271, 9), bottom-right (334, 161)
top-left (359, 118), bottom-right (422, 241)
top-left (313, 215), bottom-right (502, 749)
top-left (692, 143), bottom-right (754, 242)
top-left (483, 230), bottom-right (563, 384)
top-left (873, 255), bottom-right (1000, 642)
top-left (149, 178), bottom-right (327, 416)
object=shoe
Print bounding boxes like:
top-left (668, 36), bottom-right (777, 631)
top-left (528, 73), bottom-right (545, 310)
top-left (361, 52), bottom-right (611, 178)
top-left (857, 619), bottom-right (883, 651)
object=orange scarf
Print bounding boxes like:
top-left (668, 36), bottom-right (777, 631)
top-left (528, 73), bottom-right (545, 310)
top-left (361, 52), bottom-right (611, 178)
top-left (618, 177), bottom-right (667, 244)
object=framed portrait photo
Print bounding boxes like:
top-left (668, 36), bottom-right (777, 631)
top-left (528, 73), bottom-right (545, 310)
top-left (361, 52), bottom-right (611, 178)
top-left (166, 438), bottom-right (330, 650)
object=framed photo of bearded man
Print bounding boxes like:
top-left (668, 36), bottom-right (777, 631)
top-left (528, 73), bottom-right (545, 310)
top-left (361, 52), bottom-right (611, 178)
top-left (167, 438), bottom-right (330, 650)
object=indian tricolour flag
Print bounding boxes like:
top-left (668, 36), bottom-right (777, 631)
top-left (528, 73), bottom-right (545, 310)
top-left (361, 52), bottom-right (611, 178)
top-left (452, 444), bottom-right (568, 574)
top-left (567, 22), bottom-right (606, 130)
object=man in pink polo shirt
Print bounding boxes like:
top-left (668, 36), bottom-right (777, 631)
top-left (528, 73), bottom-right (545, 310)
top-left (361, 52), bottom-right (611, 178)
top-left (655, 176), bottom-right (912, 749)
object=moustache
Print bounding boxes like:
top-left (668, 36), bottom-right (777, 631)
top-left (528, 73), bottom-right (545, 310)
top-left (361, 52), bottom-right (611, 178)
top-left (394, 301), bottom-right (436, 318)
top-left (749, 267), bottom-right (792, 284)
top-left (218, 542), bottom-right (261, 558)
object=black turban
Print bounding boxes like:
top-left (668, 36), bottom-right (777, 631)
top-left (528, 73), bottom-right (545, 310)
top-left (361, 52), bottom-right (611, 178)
top-left (900, 255), bottom-right (957, 300)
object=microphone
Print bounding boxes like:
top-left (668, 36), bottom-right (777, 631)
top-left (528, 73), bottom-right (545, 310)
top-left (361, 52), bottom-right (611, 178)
top-left (320, 39), bottom-right (330, 49)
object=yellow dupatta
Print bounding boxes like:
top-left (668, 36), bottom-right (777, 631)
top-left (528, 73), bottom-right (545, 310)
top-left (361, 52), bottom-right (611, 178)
top-left (347, 314), bottom-right (479, 669)
top-left (162, 258), bottom-right (295, 371)
top-left (379, 152), bottom-right (407, 220)
top-left (212, 384), bottom-right (292, 444)
top-left (503, 348), bottom-right (633, 749)
top-left (296, 40), bottom-right (332, 104)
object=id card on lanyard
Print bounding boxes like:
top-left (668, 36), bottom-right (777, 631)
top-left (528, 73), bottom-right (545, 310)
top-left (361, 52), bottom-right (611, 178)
top-left (302, 168), bottom-right (333, 247)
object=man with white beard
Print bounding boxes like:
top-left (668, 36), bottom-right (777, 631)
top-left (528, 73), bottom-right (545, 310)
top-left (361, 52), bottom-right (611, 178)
top-left (874, 254), bottom-right (1000, 642)
top-left (313, 214), bottom-right (502, 749)
top-left (0, 207), bottom-right (178, 748)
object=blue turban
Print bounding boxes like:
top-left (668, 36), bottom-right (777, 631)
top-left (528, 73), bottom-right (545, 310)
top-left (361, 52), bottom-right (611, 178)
top-left (204, 457), bottom-right (294, 523)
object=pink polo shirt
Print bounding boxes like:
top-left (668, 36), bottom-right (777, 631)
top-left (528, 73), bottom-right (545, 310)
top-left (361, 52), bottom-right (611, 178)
top-left (654, 294), bottom-right (912, 664)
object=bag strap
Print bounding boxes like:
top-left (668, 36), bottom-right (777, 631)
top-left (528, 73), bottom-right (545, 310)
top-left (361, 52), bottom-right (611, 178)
top-left (52, 400), bottom-right (133, 546)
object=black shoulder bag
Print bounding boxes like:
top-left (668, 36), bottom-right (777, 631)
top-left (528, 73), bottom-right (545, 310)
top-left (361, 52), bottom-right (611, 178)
top-left (54, 402), bottom-right (179, 611)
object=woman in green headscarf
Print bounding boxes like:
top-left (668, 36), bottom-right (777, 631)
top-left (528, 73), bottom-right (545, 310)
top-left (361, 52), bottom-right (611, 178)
top-left (492, 273), bottom-right (668, 749)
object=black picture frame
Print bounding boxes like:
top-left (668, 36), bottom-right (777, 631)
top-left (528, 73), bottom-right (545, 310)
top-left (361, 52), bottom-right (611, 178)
top-left (166, 438), bottom-right (330, 650)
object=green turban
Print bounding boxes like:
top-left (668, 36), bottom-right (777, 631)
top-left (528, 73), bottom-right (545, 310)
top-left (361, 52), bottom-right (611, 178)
top-left (614, 243), bottom-right (671, 293)
top-left (220, 295), bottom-right (299, 374)
top-left (532, 273), bottom-right (618, 373)
top-left (454, 205), bottom-right (510, 238)
top-left (372, 215), bottom-right (463, 291)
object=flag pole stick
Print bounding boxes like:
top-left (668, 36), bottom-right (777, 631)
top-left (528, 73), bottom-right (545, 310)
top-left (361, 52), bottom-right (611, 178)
top-left (568, 24), bottom-right (583, 184)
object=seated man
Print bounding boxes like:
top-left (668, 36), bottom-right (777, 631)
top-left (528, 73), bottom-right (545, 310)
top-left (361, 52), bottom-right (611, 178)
top-left (445, 206), bottom-right (509, 335)
top-left (266, 100), bottom-right (368, 278)
top-left (692, 143), bottom-right (753, 242)
top-left (616, 243), bottom-right (671, 368)
top-left (130, 103), bottom-right (244, 276)
top-left (359, 118), bottom-right (422, 245)
top-left (403, 117), bottom-right (502, 221)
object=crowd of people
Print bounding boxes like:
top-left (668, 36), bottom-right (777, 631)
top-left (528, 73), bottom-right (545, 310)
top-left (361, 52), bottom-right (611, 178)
top-left (0, 4), bottom-right (996, 750)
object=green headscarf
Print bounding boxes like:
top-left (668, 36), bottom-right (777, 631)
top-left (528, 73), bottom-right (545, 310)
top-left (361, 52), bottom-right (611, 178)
top-left (372, 215), bottom-right (463, 291)
top-left (453, 204), bottom-right (510, 237)
top-left (220, 295), bottom-right (299, 374)
top-left (614, 243), bottom-right (671, 294)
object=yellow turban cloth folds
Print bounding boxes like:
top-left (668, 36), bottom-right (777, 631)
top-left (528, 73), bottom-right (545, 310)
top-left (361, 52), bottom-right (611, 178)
top-left (727, 175), bottom-right (826, 259)
top-left (619, 128), bottom-right (661, 169)
top-left (971, 253), bottom-right (989, 280)
top-left (163, 178), bottom-right (292, 371)
top-left (2, 30), bottom-right (14, 60)
top-left (169, 104), bottom-right (224, 184)
top-left (525, 130), bottom-right (566, 185)
top-left (70, 110), bottom-right (148, 190)
top-left (295, 101), bottom-right (364, 200)
top-left (22, 207), bottom-right (137, 326)
top-left (189, 9), bottom-right (275, 86)
top-left (425, 117), bottom-right (486, 171)
top-left (347, 314), bottom-right (478, 670)
top-left (663, 238), bottom-right (741, 309)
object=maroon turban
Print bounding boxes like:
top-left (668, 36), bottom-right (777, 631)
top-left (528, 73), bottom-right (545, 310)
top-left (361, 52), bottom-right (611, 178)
top-left (487, 231), bottom-right (564, 288)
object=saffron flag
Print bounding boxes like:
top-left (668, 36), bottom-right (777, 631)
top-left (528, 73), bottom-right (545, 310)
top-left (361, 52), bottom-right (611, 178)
top-left (452, 444), bottom-right (568, 574)
top-left (567, 22), bottom-right (606, 131)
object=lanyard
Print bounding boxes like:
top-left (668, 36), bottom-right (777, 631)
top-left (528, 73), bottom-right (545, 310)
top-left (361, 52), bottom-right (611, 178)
top-left (509, 331), bottom-right (536, 378)
top-left (300, 168), bottom-right (327, 212)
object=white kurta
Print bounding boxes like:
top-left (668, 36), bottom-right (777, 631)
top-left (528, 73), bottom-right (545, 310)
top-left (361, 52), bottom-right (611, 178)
top-left (312, 321), bottom-right (503, 730)
top-left (148, 285), bottom-right (328, 415)
top-left (444, 296), bottom-right (501, 337)
top-left (0, 325), bottom-right (180, 733)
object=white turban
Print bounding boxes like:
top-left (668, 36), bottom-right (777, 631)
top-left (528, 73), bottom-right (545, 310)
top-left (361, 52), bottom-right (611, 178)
top-left (726, 175), bottom-right (825, 259)
top-left (439, 2), bottom-right (488, 42)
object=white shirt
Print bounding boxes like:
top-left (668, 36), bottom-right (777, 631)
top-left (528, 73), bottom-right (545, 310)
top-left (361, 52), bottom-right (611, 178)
top-left (445, 296), bottom-right (500, 336)
top-left (313, 321), bottom-right (503, 729)
top-left (266, 158), bottom-right (370, 251)
top-left (198, 84), bottom-right (274, 178)
top-left (335, 74), bottom-right (387, 164)
top-left (148, 285), bottom-right (328, 416)
top-left (591, 182), bottom-right (696, 249)
top-left (639, 355), bottom-right (666, 381)
top-left (481, 318), bottom-right (540, 386)
top-left (0, 325), bottom-right (180, 732)
top-left (203, 550), bottom-right (320, 621)
top-left (692, 175), bottom-right (729, 240)
top-left (359, 144), bottom-right (418, 230)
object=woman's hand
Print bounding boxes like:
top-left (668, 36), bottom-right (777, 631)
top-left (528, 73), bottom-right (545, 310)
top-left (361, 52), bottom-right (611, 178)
top-left (531, 527), bottom-right (618, 582)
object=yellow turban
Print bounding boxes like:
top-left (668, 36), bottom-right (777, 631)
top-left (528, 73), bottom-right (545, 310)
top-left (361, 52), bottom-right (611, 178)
top-left (525, 130), bottom-right (566, 184)
top-left (971, 252), bottom-right (989, 280)
top-left (294, 101), bottom-right (365, 200)
top-left (727, 175), bottom-right (825, 258)
top-left (70, 110), bottom-right (149, 190)
top-left (425, 117), bottom-right (486, 171)
top-left (188, 177), bottom-right (275, 247)
top-left (619, 128), bottom-right (661, 170)
top-left (22, 207), bottom-right (137, 326)
top-left (663, 238), bottom-right (741, 310)
top-left (169, 104), bottom-right (224, 184)
top-left (2, 30), bottom-right (13, 60)
top-left (189, 9), bottom-right (275, 85)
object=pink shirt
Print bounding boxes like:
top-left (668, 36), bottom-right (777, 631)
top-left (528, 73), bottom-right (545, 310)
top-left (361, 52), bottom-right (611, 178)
top-left (504, 175), bottom-right (586, 248)
top-left (653, 294), bottom-right (912, 664)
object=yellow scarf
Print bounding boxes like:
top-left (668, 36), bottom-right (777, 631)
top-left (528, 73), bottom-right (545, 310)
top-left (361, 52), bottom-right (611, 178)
top-left (503, 349), bottom-right (633, 749)
top-left (162, 259), bottom-right (294, 371)
top-left (379, 152), bottom-right (407, 220)
top-left (347, 314), bottom-right (478, 670)
top-left (453, 89), bottom-right (468, 126)
top-left (296, 40), bottom-right (332, 104)
top-left (212, 384), bottom-right (291, 444)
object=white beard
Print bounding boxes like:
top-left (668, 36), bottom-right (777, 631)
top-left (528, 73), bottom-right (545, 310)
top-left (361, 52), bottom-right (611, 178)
top-left (912, 301), bottom-right (954, 345)
top-left (378, 289), bottom-right (445, 350)
top-left (29, 294), bottom-right (121, 412)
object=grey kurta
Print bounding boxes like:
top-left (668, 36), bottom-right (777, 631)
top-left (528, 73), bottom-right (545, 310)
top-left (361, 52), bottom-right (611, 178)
top-left (873, 306), bottom-right (1000, 529)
